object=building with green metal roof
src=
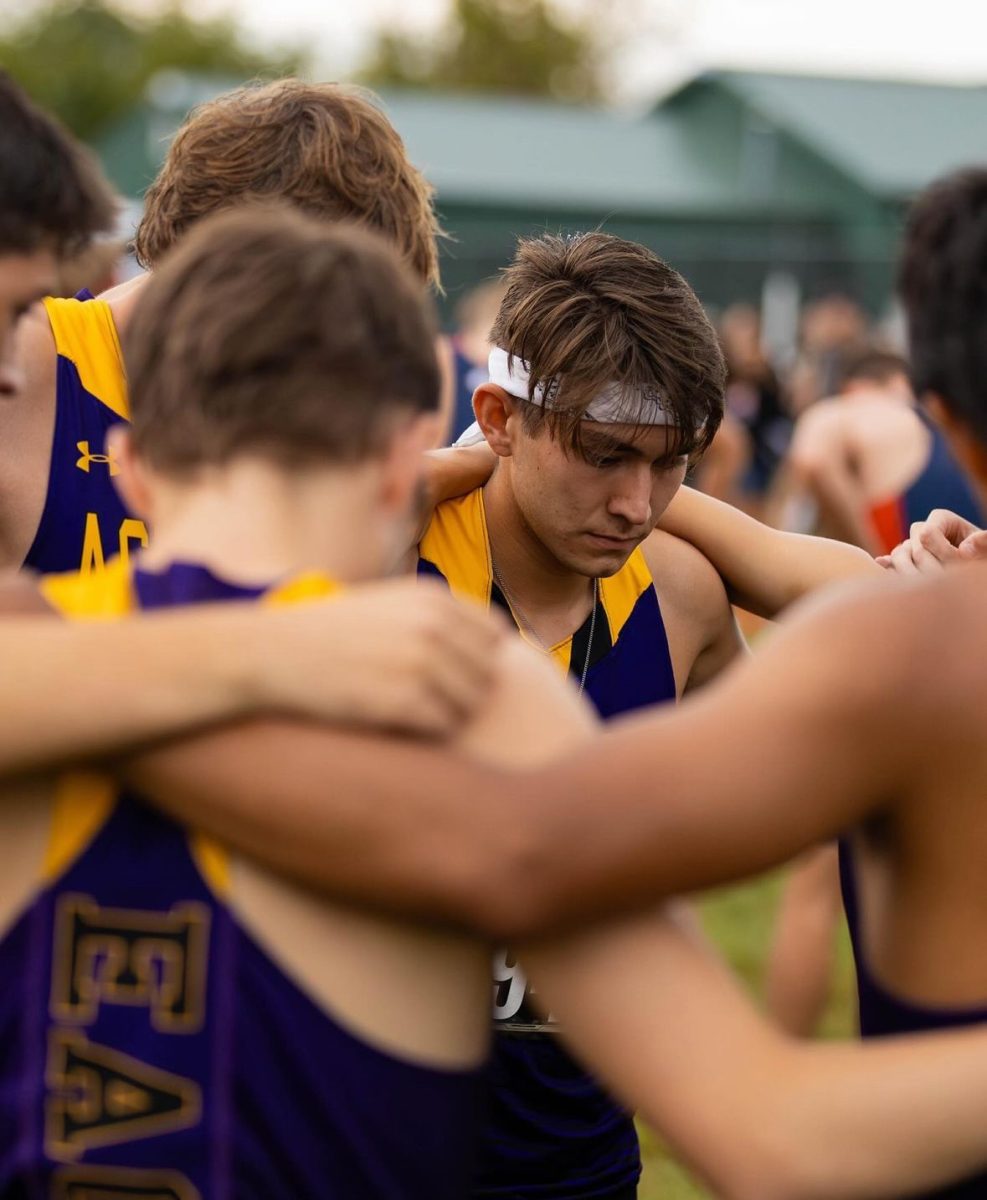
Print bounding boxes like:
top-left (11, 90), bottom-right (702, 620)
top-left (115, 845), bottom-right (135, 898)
top-left (94, 69), bottom-right (987, 318)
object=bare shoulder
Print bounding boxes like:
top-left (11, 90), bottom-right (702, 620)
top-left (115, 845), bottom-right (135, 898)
top-left (788, 398), bottom-right (849, 457)
top-left (641, 529), bottom-right (730, 622)
top-left (455, 637), bottom-right (598, 770)
top-left (15, 303), bottom-right (56, 394)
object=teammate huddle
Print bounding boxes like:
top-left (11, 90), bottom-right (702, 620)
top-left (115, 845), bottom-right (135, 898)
top-left (4, 67), bottom-right (987, 1200)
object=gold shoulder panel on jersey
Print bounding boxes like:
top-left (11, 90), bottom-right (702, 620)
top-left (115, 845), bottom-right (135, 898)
top-left (43, 771), bottom-right (117, 882)
top-left (599, 547), bottom-right (653, 643)
top-left (43, 297), bottom-right (129, 421)
top-left (418, 489), bottom-right (493, 605)
top-left (264, 571), bottom-right (340, 608)
top-left (40, 556), bottom-right (134, 620)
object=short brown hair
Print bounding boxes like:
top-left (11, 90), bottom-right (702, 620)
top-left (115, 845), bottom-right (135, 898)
top-left (125, 206), bottom-right (440, 472)
top-left (490, 232), bottom-right (725, 458)
top-left (0, 71), bottom-right (117, 258)
top-left (134, 79), bottom-right (441, 287)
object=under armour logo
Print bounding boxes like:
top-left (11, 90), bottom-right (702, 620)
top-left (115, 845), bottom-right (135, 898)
top-left (76, 441), bottom-right (119, 476)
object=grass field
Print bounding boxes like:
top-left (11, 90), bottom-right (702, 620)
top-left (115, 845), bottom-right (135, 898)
top-left (637, 868), bottom-right (855, 1198)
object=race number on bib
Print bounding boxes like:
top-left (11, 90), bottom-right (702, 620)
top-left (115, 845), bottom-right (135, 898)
top-left (491, 949), bottom-right (556, 1033)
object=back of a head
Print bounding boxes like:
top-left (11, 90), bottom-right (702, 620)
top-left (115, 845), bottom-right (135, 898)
top-left (900, 167), bottom-right (987, 444)
top-left (0, 71), bottom-right (117, 258)
top-left (838, 348), bottom-right (911, 395)
top-left (134, 79), bottom-right (441, 288)
top-left (489, 232), bottom-right (725, 458)
top-left (125, 206), bottom-right (439, 473)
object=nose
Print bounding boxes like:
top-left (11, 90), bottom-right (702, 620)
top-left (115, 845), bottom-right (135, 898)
top-left (607, 464), bottom-right (653, 529)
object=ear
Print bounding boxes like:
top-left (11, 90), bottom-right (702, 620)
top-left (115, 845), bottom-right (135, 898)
top-left (473, 383), bottom-right (519, 458)
top-left (925, 393), bottom-right (987, 490)
top-left (107, 425), bottom-right (154, 520)
top-left (379, 412), bottom-right (438, 516)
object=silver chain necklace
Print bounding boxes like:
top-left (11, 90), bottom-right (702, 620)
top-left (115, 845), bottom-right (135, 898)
top-left (490, 560), bottom-right (599, 695)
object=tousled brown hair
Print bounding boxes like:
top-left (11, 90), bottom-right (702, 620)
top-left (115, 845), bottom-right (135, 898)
top-left (134, 79), bottom-right (442, 287)
top-left (125, 206), bottom-right (440, 472)
top-left (0, 71), bottom-right (117, 258)
top-left (490, 232), bottom-right (725, 459)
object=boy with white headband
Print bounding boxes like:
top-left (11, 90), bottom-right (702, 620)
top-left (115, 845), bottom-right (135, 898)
top-left (418, 231), bottom-right (742, 1200)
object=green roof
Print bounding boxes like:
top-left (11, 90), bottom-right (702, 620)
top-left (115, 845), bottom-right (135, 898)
top-left (377, 90), bottom-right (785, 216)
top-left (694, 71), bottom-right (987, 198)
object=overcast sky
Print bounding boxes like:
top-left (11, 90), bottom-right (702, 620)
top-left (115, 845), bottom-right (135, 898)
top-left (9, 0), bottom-right (987, 104)
top-left (198, 0), bottom-right (987, 103)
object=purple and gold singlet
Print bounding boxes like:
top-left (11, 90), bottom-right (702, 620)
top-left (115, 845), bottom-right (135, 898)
top-left (0, 559), bottom-right (482, 1199)
top-left (419, 488), bottom-right (677, 1199)
top-left (23, 295), bottom-right (147, 574)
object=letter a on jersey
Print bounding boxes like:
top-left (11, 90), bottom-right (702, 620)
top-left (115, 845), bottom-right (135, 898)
top-left (45, 1029), bottom-right (201, 1160)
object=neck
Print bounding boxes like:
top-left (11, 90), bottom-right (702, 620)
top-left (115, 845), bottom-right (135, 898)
top-left (483, 464), bottom-right (593, 613)
top-left (139, 459), bottom-right (389, 586)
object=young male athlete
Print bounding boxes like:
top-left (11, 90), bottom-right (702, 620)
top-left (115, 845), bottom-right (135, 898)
top-left (0, 209), bottom-right (506, 1198)
top-left (14, 208), bottom-right (987, 1200)
top-left (786, 347), bottom-right (984, 555)
top-left (6, 76), bottom-right (490, 576)
top-left (421, 230), bottom-right (740, 1199)
top-left (0, 70), bottom-right (114, 503)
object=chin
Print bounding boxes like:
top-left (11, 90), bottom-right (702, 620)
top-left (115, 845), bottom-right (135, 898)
top-left (559, 546), bottom-right (634, 579)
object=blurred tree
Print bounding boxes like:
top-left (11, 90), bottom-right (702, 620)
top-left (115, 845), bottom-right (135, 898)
top-left (0, 0), bottom-right (303, 140)
top-left (361, 0), bottom-right (608, 104)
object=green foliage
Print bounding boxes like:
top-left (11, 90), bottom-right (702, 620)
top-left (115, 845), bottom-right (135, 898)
top-left (0, 0), bottom-right (303, 140)
top-left (361, 0), bottom-right (606, 104)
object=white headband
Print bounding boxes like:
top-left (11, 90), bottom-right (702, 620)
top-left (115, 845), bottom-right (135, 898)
top-left (487, 346), bottom-right (672, 426)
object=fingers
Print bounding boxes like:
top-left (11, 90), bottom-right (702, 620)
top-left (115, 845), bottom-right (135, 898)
top-left (924, 507), bottom-right (980, 545)
top-left (886, 538), bottom-right (920, 576)
top-left (958, 529), bottom-right (987, 561)
top-left (908, 520), bottom-right (958, 572)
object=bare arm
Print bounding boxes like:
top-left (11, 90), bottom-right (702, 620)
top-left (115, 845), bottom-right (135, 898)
top-left (787, 405), bottom-right (881, 553)
top-left (528, 904), bottom-right (987, 1200)
top-left (658, 485), bottom-right (879, 617)
top-left (125, 575), bottom-right (940, 939)
top-left (422, 442), bottom-right (496, 511)
top-left (441, 566), bottom-right (987, 1199)
top-left (0, 578), bottom-right (502, 776)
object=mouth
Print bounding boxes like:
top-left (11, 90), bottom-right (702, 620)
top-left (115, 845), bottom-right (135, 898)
top-left (583, 532), bottom-right (641, 551)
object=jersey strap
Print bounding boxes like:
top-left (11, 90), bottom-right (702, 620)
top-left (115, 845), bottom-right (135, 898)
top-left (43, 297), bottom-right (129, 422)
top-left (419, 488), bottom-right (657, 666)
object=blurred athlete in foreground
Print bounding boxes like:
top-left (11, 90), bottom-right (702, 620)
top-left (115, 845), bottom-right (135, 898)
top-left (0, 211), bottom-right (507, 1197)
top-left (11, 207), bottom-right (987, 1200)
top-left (765, 347), bottom-right (984, 1034)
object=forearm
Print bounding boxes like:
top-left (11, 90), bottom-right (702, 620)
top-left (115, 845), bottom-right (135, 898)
top-left (803, 463), bottom-right (883, 555)
top-left (0, 611), bottom-right (269, 774)
top-left (658, 486), bottom-right (879, 616)
top-left (422, 442), bottom-right (496, 509)
top-left (527, 907), bottom-right (987, 1200)
top-left (767, 1030), bottom-right (987, 1199)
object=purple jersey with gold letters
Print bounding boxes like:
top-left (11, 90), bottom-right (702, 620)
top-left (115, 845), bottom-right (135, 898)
top-left (419, 488), bottom-right (678, 1199)
top-left (0, 558), bottom-right (482, 1199)
top-left (23, 295), bottom-right (148, 574)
